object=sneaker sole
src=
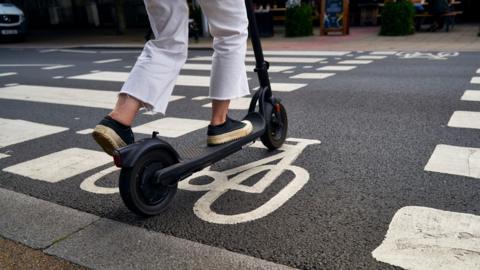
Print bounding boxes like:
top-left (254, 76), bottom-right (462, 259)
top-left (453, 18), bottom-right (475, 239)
top-left (207, 121), bottom-right (253, 146)
top-left (92, 125), bottom-right (127, 156)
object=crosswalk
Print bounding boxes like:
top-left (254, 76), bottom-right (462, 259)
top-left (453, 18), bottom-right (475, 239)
top-left (424, 68), bottom-right (480, 179)
top-left (2, 50), bottom-right (384, 184)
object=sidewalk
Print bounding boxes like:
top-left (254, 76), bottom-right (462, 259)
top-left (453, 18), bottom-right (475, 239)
top-left (0, 25), bottom-right (478, 51)
top-left (0, 187), bottom-right (293, 270)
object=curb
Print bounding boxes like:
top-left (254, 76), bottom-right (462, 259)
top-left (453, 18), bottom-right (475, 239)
top-left (0, 187), bottom-right (295, 270)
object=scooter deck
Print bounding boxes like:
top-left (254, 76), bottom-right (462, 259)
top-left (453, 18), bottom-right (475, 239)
top-left (155, 112), bottom-right (265, 185)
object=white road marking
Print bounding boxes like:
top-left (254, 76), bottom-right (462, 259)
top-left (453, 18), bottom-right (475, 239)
top-left (0, 84), bottom-right (184, 109)
top-left (203, 97), bottom-right (251, 110)
top-left (282, 70), bottom-right (295, 74)
top-left (372, 206), bottom-right (480, 270)
top-left (424, 144), bottom-right (480, 178)
top-left (264, 83), bottom-right (307, 92)
top-left (133, 117), bottom-right (210, 137)
top-left (477, 68), bottom-right (480, 74)
top-left (179, 138), bottom-right (321, 224)
top-left (0, 153), bottom-right (10, 159)
top-left (52, 76), bottom-right (64, 79)
top-left (189, 56), bottom-right (326, 63)
top-left (0, 118), bottom-right (68, 148)
top-left (0, 64), bottom-right (51, 67)
top-left (0, 72), bottom-right (17, 77)
top-left (76, 129), bottom-right (94, 135)
top-left (303, 65), bottom-right (313, 69)
top-left (370, 51), bottom-right (397, 55)
top-left (338, 60), bottom-right (373, 65)
top-left (68, 72), bottom-right (212, 87)
top-left (290, 73), bottom-right (335, 79)
top-left (39, 49), bottom-right (58, 53)
top-left (182, 63), bottom-right (294, 73)
top-left (59, 49), bottom-right (96, 54)
top-left (94, 59), bottom-right (122, 64)
top-left (124, 65), bottom-right (132, 69)
top-left (317, 65), bottom-right (356, 71)
top-left (320, 61), bottom-right (329, 64)
top-left (90, 70), bottom-right (101, 73)
top-left (471, 77), bottom-right (480, 84)
top-left (3, 148), bottom-right (111, 183)
top-left (448, 111), bottom-right (480, 129)
top-left (462, 90), bottom-right (480, 101)
top-left (356, 55), bottom-right (386, 60)
top-left (80, 166), bottom-right (119, 194)
top-left (192, 96), bottom-right (209, 101)
top-left (247, 50), bottom-right (350, 56)
top-left (4, 83), bottom-right (18, 87)
top-left (99, 50), bottom-right (141, 54)
top-left (42, 65), bottom-right (74, 70)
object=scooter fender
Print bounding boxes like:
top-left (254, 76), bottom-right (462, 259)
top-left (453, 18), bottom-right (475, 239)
top-left (114, 137), bottom-right (180, 168)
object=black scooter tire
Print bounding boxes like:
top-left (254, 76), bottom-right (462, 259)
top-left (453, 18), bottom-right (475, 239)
top-left (119, 150), bottom-right (178, 216)
top-left (261, 102), bottom-right (288, 150)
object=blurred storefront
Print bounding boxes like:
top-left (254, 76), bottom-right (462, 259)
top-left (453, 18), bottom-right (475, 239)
top-left (6, 0), bottom-right (479, 29)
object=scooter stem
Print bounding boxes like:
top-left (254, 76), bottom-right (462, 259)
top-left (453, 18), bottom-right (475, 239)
top-left (245, 0), bottom-right (271, 93)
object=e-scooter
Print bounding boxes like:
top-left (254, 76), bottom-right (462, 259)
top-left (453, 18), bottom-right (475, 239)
top-left (113, 0), bottom-right (288, 216)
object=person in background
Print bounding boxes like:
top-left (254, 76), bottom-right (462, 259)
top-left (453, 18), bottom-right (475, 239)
top-left (428, 0), bottom-right (449, 31)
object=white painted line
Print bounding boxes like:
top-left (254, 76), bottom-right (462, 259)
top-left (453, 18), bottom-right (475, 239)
top-left (356, 55), bottom-right (386, 60)
top-left (76, 129), bottom-right (94, 135)
top-left (424, 144), bottom-right (480, 178)
top-left (4, 83), bottom-right (18, 87)
top-left (182, 63), bottom-right (294, 73)
top-left (0, 64), bottom-right (51, 67)
top-left (90, 70), bottom-right (101, 73)
top-left (0, 153), bottom-right (10, 159)
top-left (39, 49), bottom-right (58, 53)
top-left (42, 65), bottom-right (74, 70)
top-left (0, 72), bottom-right (17, 77)
top-left (99, 50), bottom-right (141, 54)
top-left (471, 77), bottom-right (480, 84)
top-left (3, 148), bottom-right (111, 183)
top-left (290, 73), bottom-right (335, 79)
top-left (189, 56), bottom-right (325, 63)
top-left (247, 50), bottom-right (350, 56)
top-left (338, 60), bottom-right (373, 65)
top-left (192, 96), bottom-right (209, 101)
top-left (320, 61), bottom-right (329, 64)
top-left (269, 83), bottom-right (307, 92)
top-left (334, 57), bottom-right (341, 60)
top-left (370, 51), bottom-right (397, 55)
top-left (303, 66), bottom-right (313, 69)
top-left (0, 118), bottom-right (68, 148)
top-left (347, 54), bottom-right (354, 57)
top-left (59, 49), bottom-right (96, 54)
top-left (68, 72), bottom-right (212, 87)
top-left (52, 76), bottom-right (64, 79)
top-left (317, 65), bottom-right (356, 71)
top-left (94, 59), bottom-right (122, 64)
top-left (203, 97), bottom-right (251, 110)
top-left (477, 68), bottom-right (480, 74)
top-left (372, 206), bottom-right (480, 270)
top-left (124, 66), bottom-right (132, 69)
top-left (282, 71), bottom-right (294, 74)
top-left (133, 117), bottom-right (210, 138)
top-left (448, 111), bottom-right (480, 129)
top-left (461, 90), bottom-right (480, 102)
top-left (0, 84), bottom-right (184, 109)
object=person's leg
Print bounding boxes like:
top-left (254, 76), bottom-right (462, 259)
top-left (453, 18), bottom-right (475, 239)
top-left (93, 0), bottom-right (189, 155)
top-left (197, 0), bottom-right (252, 145)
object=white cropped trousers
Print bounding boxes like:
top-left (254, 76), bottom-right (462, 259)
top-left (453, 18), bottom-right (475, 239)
top-left (120, 0), bottom-right (250, 114)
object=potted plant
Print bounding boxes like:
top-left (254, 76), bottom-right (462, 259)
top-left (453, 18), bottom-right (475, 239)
top-left (285, 0), bottom-right (313, 37)
top-left (380, 0), bottom-right (415, 36)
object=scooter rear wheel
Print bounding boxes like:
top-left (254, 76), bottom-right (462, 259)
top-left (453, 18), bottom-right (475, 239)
top-left (119, 150), bottom-right (178, 216)
top-left (261, 102), bottom-right (288, 150)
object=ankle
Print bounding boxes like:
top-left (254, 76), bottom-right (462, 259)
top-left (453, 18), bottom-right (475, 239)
top-left (108, 112), bottom-right (132, 127)
top-left (210, 116), bottom-right (227, 126)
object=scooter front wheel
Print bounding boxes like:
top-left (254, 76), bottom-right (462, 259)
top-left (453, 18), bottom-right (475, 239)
top-left (261, 102), bottom-right (288, 150)
top-left (119, 150), bottom-right (178, 216)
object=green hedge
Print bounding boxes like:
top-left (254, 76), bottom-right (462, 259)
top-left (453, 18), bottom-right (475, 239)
top-left (380, 0), bottom-right (415, 36)
top-left (285, 4), bottom-right (313, 37)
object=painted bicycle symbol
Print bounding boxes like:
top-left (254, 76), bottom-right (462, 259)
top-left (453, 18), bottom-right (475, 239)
top-left (178, 138), bottom-right (321, 224)
top-left (395, 51), bottom-right (459, 60)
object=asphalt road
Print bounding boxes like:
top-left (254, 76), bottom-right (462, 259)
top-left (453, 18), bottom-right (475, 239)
top-left (0, 48), bottom-right (479, 269)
